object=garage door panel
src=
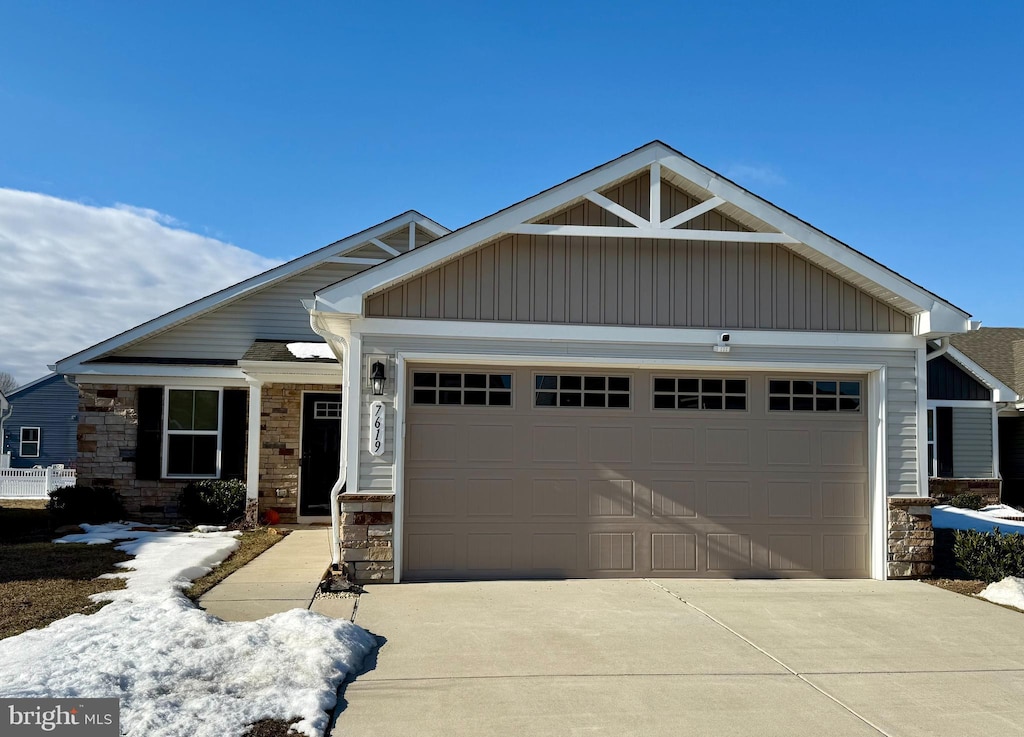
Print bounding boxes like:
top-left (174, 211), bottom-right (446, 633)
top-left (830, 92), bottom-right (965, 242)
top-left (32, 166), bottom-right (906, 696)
top-left (587, 479), bottom-right (635, 518)
top-left (404, 366), bottom-right (870, 580)
top-left (650, 480), bottom-right (698, 518)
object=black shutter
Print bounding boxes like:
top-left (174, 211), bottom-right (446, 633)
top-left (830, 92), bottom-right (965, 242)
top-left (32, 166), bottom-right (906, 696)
top-left (136, 387), bottom-right (163, 480)
top-left (220, 389), bottom-right (248, 481)
top-left (937, 406), bottom-right (954, 478)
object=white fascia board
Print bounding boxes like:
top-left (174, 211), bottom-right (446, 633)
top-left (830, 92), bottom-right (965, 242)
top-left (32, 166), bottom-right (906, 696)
top-left (55, 211), bottom-right (449, 370)
top-left (67, 364), bottom-right (247, 381)
top-left (658, 153), bottom-right (970, 320)
top-left (347, 317), bottom-right (924, 351)
top-left (313, 147), bottom-right (665, 314)
top-left (238, 360), bottom-right (342, 384)
top-left (913, 302), bottom-right (973, 338)
top-left (944, 347), bottom-right (1019, 402)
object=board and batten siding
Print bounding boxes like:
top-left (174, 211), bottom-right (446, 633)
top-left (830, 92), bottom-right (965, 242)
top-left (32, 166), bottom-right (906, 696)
top-left (354, 336), bottom-right (920, 499)
top-left (952, 407), bottom-right (994, 478)
top-left (365, 233), bottom-right (912, 333)
top-left (112, 263), bottom-right (366, 361)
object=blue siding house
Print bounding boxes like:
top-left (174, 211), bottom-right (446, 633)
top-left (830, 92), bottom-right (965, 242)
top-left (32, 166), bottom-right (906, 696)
top-left (1, 374), bottom-right (79, 469)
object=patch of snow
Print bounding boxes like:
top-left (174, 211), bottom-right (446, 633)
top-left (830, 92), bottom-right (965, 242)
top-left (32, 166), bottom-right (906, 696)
top-left (932, 505), bottom-right (1024, 534)
top-left (1, 523), bottom-right (376, 737)
top-left (286, 342), bottom-right (334, 360)
top-left (195, 524), bottom-right (227, 533)
top-left (978, 576), bottom-right (1024, 611)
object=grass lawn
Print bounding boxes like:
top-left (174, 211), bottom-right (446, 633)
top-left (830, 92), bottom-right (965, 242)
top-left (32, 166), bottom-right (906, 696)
top-left (0, 499), bottom-right (132, 640)
top-left (185, 527), bottom-right (286, 601)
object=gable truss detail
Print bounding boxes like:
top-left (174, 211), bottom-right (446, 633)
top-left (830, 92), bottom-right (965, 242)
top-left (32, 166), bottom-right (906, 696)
top-left (506, 162), bottom-right (798, 245)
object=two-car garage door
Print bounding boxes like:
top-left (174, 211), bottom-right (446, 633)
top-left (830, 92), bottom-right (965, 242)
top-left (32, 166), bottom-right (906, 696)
top-left (403, 366), bottom-right (869, 580)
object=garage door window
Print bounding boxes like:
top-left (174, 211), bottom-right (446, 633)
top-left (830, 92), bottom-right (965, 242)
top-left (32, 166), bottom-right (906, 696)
top-left (653, 377), bottom-right (747, 410)
top-left (412, 372), bottom-right (512, 406)
top-left (768, 379), bottom-right (861, 412)
top-left (535, 375), bottom-right (630, 408)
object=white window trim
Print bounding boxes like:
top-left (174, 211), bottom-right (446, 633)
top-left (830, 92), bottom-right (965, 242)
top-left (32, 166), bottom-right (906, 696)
top-left (20, 427), bottom-right (41, 458)
top-left (926, 407), bottom-right (937, 478)
top-left (162, 387), bottom-right (223, 480)
top-left (926, 399), bottom-right (999, 479)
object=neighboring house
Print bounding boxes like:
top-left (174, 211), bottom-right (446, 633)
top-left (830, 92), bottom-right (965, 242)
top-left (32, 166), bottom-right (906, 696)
top-left (941, 329), bottom-right (1024, 506)
top-left (0, 389), bottom-right (9, 468)
top-left (57, 141), bottom-right (980, 583)
top-left (0, 373), bottom-right (79, 469)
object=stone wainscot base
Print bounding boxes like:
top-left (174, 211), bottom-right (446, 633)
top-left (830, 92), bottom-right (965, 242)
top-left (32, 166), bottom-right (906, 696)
top-left (887, 497), bottom-right (937, 579)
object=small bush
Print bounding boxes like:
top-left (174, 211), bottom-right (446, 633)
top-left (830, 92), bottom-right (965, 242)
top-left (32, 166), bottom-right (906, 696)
top-left (178, 479), bottom-right (246, 526)
top-left (952, 528), bottom-right (1024, 582)
top-left (48, 486), bottom-right (125, 525)
top-left (949, 493), bottom-right (985, 510)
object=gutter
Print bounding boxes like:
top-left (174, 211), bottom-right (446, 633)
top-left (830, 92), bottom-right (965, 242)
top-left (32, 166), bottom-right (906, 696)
top-left (926, 337), bottom-right (950, 361)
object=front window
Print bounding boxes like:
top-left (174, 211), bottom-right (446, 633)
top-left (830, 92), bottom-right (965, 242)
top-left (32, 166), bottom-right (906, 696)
top-left (164, 389), bottom-right (221, 477)
top-left (20, 427), bottom-right (40, 458)
top-left (927, 408), bottom-right (936, 478)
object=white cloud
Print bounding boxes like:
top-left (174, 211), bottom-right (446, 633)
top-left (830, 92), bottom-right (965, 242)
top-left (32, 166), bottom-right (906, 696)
top-left (724, 163), bottom-right (787, 188)
top-left (0, 189), bottom-right (281, 385)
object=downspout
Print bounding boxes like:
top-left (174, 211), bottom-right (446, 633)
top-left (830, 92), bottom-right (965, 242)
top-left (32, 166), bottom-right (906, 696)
top-left (925, 337), bottom-right (950, 362)
top-left (307, 307), bottom-right (350, 569)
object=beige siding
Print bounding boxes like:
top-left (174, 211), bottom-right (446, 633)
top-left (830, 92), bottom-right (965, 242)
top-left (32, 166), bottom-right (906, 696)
top-left (366, 200), bottom-right (912, 332)
top-left (113, 263), bottom-right (365, 361)
top-left (952, 407), bottom-right (994, 478)
top-left (356, 336), bottom-right (920, 499)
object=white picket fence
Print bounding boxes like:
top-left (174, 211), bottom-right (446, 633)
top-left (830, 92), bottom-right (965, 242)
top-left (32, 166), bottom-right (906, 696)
top-left (0, 466), bottom-right (77, 499)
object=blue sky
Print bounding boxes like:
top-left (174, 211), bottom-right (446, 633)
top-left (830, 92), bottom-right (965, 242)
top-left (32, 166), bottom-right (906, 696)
top-left (1, 1), bottom-right (1022, 381)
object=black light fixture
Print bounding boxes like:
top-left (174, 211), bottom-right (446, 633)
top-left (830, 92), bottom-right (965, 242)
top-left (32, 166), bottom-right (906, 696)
top-left (370, 361), bottom-right (387, 396)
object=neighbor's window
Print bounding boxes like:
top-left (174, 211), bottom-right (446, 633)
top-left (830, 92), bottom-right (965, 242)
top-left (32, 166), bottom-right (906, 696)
top-left (164, 389), bottom-right (221, 477)
top-left (20, 427), bottom-right (40, 458)
top-left (768, 379), bottom-right (861, 412)
top-left (412, 372), bottom-right (512, 406)
top-left (654, 377), bottom-right (747, 410)
top-left (535, 375), bottom-right (631, 408)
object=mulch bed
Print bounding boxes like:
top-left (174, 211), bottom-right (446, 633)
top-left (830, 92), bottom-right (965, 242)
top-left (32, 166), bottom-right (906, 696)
top-left (925, 578), bottom-right (987, 596)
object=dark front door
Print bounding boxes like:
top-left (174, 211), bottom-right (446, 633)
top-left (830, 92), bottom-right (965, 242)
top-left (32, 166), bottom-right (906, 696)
top-left (300, 392), bottom-right (343, 517)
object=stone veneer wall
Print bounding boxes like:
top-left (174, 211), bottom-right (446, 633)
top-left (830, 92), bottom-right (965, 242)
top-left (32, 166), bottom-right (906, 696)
top-left (927, 478), bottom-right (1001, 505)
top-left (77, 384), bottom-right (190, 519)
top-left (339, 494), bottom-right (395, 582)
top-left (887, 497), bottom-right (937, 579)
top-left (257, 382), bottom-right (342, 525)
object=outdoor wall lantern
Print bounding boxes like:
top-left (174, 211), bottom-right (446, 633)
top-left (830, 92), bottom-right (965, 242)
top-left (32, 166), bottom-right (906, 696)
top-left (370, 361), bottom-right (387, 396)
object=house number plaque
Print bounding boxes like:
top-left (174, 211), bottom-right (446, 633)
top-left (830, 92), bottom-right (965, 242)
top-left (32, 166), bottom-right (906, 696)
top-left (369, 401), bottom-right (385, 457)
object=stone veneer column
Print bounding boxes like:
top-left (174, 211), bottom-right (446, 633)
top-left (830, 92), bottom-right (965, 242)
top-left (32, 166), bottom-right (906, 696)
top-left (887, 497), bottom-right (937, 579)
top-left (338, 494), bottom-right (395, 582)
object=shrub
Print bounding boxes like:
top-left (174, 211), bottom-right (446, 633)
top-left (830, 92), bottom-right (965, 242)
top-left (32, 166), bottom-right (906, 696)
top-left (178, 479), bottom-right (247, 526)
top-left (48, 485), bottom-right (125, 525)
top-left (949, 493), bottom-right (985, 510)
top-left (952, 528), bottom-right (1024, 582)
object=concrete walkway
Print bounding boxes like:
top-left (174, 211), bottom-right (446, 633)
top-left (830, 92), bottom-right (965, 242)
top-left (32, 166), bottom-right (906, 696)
top-left (336, 579), bottom-right (1024, 737)
top-left (198, 528), bottom-right (353, 621)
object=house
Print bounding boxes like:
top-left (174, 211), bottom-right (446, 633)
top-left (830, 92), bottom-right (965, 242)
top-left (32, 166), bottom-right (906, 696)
top-left (0, 373), bottom-right (79, 469)
top-left (56, 141), bottom-right (979, 583)
top-left (933, 328), bottom-right (1024, 506)
top-left (0, 389), bottom-right (9, 468)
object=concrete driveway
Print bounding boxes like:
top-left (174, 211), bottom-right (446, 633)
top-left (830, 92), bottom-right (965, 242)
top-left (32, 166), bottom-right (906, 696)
top-left (334, 579), bottom-right (1024, 737)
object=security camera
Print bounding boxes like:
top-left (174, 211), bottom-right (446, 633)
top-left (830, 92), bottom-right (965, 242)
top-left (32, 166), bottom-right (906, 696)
top-left (713, 333), bottom-right (732, 353)
top-left (720, 333), bottom-right (731, 343)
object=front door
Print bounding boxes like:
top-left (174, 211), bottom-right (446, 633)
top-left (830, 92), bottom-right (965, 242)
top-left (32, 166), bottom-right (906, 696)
top-left (300, 392), bottom-right (343, 517)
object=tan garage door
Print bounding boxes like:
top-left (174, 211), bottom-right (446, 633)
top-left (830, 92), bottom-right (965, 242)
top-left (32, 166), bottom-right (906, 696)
top-left (403, 366), bottom-right (869, 580)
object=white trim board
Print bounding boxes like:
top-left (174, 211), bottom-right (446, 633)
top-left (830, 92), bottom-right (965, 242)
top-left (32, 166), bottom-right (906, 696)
top-left (314, 142), bottom-right (970, 336)
top-left (346, 317), bottom-right (925, 351)
top-left (54, 211), bottom-right (450, 371)
top-left (942, 346), bottom-right (1019, 402)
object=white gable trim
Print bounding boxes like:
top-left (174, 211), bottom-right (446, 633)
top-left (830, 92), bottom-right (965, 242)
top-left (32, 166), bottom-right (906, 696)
top-left (313, 142), bottom-right (970, 337)
top-left (55, 211), bottom-right (449, 372)
top-left (944, 346), bottom-right (1019, 402)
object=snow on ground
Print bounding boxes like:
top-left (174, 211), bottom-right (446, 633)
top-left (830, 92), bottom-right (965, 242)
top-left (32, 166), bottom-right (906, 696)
top-left (978, 576), bottom-right (1024, 611)
top-left (932, 504), bottom-right (1024, 534)
top-left (286, 342), bottom-right (334, 360)
top-left (0, 523), bottom-right (376, 737)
